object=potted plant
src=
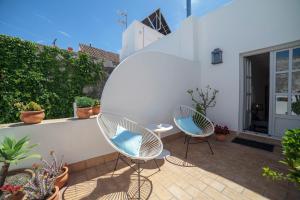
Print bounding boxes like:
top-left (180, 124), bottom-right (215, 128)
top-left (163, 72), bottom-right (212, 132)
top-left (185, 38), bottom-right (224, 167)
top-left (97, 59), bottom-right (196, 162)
top-left (214, 124), bottom-right (230, 141)
top-left (92, 99), bottom-right (101, 115)
top-left (41, 151), bottom-right (68, 189)
top-left (263, 129), bottom-right (300, 190)
top-left (23, 168), bottom-right (59, 200)
top-left (291, 95), bottom-right (300, 115)
top-left (0, 184), bottom-right (24, 200)
top-left (0, 136), bottom-right (39, 197)
top-left (187, 85), bottom-right (218, 115)
top-left (75, 97), bottom-right (94, 119)
top-left (15, 101), bottom-right (45, 124)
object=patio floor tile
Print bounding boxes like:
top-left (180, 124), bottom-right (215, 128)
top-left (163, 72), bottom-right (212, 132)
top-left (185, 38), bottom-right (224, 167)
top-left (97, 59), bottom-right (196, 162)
top-left (62, 133), bottom-right (300, 200)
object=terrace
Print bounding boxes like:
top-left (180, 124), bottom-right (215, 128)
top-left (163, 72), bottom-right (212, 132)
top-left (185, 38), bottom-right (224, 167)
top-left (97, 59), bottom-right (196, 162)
top-left (62, 133), bottom-right (299, 200)
top-left (0, 0), bottom-right (300, 200)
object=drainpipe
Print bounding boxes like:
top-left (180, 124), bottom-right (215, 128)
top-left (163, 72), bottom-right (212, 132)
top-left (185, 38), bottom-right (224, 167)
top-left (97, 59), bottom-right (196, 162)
top-left (187, 0), bottom-right (191, 17)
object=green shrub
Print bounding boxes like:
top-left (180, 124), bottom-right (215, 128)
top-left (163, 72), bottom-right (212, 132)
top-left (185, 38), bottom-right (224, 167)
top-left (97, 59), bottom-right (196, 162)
top-left (0, 35), bottom-right (105, 123)
top-left (93, 99), bottom-right (100, 106)
top-left (75, 97), bottom-right (94, 108)
top-left (262, 129), bottom-right (300, 189)
top-left (15, 101), bottom-right (42, 111)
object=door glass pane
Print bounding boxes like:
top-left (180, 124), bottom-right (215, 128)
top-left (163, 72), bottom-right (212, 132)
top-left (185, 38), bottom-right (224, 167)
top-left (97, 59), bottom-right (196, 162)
top-left (292, 71), bottom-right (300, 93)
top-left (293, 48), bottom-right (300, 70)
top-left (291, 95), bottom-right (300, 116)
top-left (276, 50), bottom-right (289, 72)
top-left (276, 73), bottom-right (288, 93)
top-left (276, 95), bottom-right (288, 115)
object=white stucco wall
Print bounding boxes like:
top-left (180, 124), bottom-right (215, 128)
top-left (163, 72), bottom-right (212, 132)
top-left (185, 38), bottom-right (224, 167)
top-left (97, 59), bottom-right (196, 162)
top-left (0, 118), bottom-right (114, 169)
top-left (196, 0), bottom-right (300, 130)
top-left (120, 21), bottom-right (164, 60)
top-left (101, 51), bottom-right (201, 135)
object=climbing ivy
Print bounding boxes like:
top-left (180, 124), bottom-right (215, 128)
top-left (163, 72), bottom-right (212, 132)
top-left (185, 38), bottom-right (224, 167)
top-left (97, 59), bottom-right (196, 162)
top-left (0, 35), bottom-right (105, 123)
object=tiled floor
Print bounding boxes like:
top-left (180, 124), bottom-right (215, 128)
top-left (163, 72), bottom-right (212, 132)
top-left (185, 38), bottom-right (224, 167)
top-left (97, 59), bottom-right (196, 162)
top-left (62, 133), bottom-right (300, 200)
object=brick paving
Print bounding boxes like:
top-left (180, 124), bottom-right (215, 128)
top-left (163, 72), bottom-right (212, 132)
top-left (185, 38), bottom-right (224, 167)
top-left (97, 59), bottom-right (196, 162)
top-left (62, 133), bottom-right (300, 200)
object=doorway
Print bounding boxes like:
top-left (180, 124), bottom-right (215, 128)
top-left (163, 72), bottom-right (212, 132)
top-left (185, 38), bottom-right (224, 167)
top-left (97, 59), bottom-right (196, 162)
top-left (244, 53), bottom-right (270, 134)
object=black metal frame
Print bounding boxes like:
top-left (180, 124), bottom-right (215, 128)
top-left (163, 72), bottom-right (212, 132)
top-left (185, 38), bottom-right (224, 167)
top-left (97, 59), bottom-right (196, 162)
top-left (113, 153), bottom-right (160, 199)
top-left (184, 135), bottom-right (214, 159)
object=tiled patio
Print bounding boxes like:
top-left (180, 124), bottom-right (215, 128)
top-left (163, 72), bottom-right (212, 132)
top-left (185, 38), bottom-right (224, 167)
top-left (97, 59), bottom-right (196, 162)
top-left (62, 133), bottom-right (300, 200)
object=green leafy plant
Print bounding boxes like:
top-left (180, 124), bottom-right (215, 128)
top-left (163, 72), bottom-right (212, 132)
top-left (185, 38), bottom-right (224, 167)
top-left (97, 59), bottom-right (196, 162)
top-left (23, 167), bottom-right (56, 200)
top-left (187, 86), bottom-right (219, 115)
top-left (14, 101), bottom-right (43, 112)
top-left (75, 96), bottom-right (94, 108)
top-left (93, 99), bottom-right (100, 107)
top-left (262, 129), bottom-right (300, 189)
top-left (0, 136), bottom-right (39, 190)
top-left (291, 95), bottom-right (300, 115)
top-left (0, 35), bottom-right (105, 123)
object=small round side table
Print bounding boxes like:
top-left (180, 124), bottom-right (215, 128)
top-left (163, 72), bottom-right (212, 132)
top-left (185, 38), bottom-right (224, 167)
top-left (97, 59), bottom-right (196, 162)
top-left (147, 123), bottom-right (173, 159)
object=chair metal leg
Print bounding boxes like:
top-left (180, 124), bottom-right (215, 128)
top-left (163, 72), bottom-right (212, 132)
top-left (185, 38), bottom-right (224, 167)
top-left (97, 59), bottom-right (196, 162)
top-left (206, 141), bottom-right (214, 155)
top-left (153, 159), bottom-right (160, 171)
top-left (185, 136), bottom-right (191, 159)
top-left (137, 162), bottom-right (141, 200)
top-left (184, 135), bottom-right (187, 144)
top-left (113, 153), bottom-right (120, 172)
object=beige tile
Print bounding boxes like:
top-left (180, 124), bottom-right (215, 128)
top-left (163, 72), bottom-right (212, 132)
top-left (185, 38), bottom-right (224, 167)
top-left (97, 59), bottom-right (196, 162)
top-left (209, 180), bottom-right (225, 192)
top-left (62, 134), bottom-right (300, 200)
top-left (204, 186), bottom-right (232, 200)
top-left (167, 184), bottom-right (192, 200)
top-left (242, 188), bottom-right (270, 200)
top-left (222, 187), bottom-right (251, 200)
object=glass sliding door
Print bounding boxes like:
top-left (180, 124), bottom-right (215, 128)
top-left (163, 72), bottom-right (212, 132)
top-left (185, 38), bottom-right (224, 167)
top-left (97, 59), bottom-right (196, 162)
top-left (270, 47), bottom-right (300, 138)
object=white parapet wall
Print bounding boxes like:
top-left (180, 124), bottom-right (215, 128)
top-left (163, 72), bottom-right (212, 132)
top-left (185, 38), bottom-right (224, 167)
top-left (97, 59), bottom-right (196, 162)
top-left (101, 51), bottom-right (201, 136)
top-left (0, 117), bottom-right (114, 169)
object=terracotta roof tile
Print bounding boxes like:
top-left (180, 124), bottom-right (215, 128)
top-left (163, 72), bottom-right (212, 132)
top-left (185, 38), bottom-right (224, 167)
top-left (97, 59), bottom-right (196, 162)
top-left (79, 44), bottom-right (119, 64)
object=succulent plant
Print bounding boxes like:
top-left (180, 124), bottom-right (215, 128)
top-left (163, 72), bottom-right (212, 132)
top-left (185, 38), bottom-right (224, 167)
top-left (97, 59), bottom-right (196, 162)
top-left (41, 151), bottom-right (64, 178)
top-left (23, 168), bottom-right (55, 200)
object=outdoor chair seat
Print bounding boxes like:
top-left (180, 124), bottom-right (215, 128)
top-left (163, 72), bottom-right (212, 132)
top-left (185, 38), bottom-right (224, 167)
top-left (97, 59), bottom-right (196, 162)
top-left (96, 112), bottom-right (163, 199)
top-left (173, 105), bottom-right (215, 158)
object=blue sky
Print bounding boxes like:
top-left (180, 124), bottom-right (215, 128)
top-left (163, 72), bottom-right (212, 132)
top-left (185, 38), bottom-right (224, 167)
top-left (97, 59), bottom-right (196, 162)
top-left (0, 0), bottom-right (231, 53)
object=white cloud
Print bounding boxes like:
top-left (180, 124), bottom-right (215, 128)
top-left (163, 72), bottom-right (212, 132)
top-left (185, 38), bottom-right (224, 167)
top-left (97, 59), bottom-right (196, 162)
top-left (58, 30), bottom-right (71, 38)
top-left (34, 14), bottom-right (53, 24)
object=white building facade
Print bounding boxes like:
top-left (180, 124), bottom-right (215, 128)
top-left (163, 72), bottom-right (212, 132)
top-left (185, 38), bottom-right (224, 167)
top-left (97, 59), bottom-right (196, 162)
top-left (102, 0), bottom-right (300, 139)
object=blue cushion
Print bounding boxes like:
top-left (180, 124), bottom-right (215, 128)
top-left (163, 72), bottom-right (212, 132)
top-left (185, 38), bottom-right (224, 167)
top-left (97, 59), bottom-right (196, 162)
top-left (176, 116), bottom-right (203, 135)
top-left (111, 125), bottom-right (142, 156)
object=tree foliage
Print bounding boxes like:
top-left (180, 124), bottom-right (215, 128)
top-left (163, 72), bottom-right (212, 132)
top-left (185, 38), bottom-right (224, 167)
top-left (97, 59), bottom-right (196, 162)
top-left (0, 35), bottom-right (105, 123)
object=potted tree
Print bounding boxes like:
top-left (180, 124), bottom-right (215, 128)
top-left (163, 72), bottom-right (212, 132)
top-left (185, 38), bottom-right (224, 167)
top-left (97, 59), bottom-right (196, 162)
top-left (41, 151), bottom-right (69, 190)
top-left (187, 86), bottom-right (218, 115)
top-left (0, 136), bottom-right (39, 198)
top-left (15, 101), bottom-right (45, 124)
top-left (214, 125), bottom-right (230, 141)
top-left (75, 97), bottom-right (94, 119)
top-left (23, 167), bottom-right (59, 200)
top-left (92, 99), bottom-right (101, 115)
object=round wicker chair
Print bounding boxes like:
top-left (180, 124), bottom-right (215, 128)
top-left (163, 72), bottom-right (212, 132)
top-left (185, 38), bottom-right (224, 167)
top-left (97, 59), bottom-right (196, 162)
top-left (173, 105), bottom-right (214, 159)
top-left (96, 112), bottom-right (163, 199)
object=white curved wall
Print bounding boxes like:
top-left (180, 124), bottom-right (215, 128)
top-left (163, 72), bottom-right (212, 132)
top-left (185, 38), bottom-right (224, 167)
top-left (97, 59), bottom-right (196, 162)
top-left (101, 51), bottom-right (200, 135)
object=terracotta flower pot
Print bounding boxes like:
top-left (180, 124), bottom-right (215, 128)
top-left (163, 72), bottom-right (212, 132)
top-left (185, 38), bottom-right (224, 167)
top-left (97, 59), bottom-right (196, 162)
top-left (76, 107), bottom-right (92, 119)
top-left (10, 191), bottom-right (25, 200)
top-left (55, 166), bottom-right (69, 189)
top-left (20, 110), bottom-right (45, 124)
top-left (47, 186), bottom-right (59, 200)
top-left (215, 134), bottom-right (226, 141)
top-left (92, 105), bottom-right (101, 115)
